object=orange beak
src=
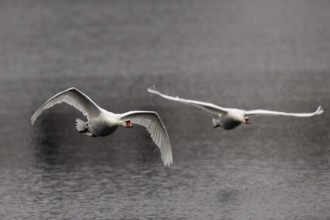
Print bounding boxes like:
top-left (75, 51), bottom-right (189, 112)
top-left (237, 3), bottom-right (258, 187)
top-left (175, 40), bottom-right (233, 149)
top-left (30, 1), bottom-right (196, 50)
top-left (126, 121), bottom-right (134, 128)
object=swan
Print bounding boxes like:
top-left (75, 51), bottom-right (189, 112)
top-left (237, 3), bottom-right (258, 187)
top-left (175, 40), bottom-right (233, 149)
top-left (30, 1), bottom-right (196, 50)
top-left (148, 86), bottom-right (324, 130)
top-left (31, 87), bottom-right (173, 166)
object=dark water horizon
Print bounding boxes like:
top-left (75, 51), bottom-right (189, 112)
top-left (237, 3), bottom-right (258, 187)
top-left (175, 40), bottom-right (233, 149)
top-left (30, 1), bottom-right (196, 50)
top-left (0, 0), bottom-right (329, 219)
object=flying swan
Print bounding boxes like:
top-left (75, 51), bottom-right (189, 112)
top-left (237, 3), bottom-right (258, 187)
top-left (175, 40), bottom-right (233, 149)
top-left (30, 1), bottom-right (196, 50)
top-left (148, 86), bottom-right (324, 130)
top-left (31, 87), bottom-right (173, 166)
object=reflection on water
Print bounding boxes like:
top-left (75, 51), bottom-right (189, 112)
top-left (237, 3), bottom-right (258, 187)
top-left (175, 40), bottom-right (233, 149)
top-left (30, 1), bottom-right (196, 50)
top-left (0, 0), bottom-right (330, 219)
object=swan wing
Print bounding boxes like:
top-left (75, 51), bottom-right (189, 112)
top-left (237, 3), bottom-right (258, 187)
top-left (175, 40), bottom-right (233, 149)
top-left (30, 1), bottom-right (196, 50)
top-left (31, 87), bottom-right (101, 125)
top-left (148, 85), bottom-right (228, 115)
top-left (120, 111), bottom-right (173, 166)
top-left (244, 106), bottom-right (324, 117)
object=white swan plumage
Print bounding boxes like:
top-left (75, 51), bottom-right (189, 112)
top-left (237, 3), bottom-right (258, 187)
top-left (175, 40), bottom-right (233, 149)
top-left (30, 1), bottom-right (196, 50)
top-left (148, 86), bottom-right (324, 130)
top-left (31, 87), bottom-right (173, 166)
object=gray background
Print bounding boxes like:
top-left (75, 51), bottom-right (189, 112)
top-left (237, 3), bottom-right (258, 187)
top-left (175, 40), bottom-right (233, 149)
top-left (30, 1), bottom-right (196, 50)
top-left (0, 0), bottom-right (329, 219)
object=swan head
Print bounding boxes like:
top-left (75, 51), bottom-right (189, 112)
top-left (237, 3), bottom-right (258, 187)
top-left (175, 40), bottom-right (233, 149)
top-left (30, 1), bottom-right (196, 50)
top-left (124, 120), bottom-right (134, 128)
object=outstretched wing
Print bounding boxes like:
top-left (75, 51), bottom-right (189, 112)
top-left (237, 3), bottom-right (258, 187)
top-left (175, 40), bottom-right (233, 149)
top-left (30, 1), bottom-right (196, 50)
top-left (31, 87), bottom-right (101, 125)
top-left (244, 106), bottom-right (324, 117)
top-left (120, 111), bottom-right (173, 167)
top-left (148, 85), bottom-right (228, 115)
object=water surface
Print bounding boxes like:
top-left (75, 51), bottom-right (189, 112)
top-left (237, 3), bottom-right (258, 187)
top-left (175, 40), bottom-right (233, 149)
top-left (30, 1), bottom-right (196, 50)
top-left (0, 0), bottom-right (329, 219)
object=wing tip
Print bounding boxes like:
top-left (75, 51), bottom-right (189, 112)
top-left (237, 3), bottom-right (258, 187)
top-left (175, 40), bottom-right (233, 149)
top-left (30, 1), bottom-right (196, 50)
top-left (162, 145), bottom-right (173, 167)
top-left (163, 156), bottom-right (173, 167)
top-left (30, 113), bottom-right (38, 125)
top-left (316, 106), bottom-right (324, 115)
top-left (147, 85), bottom-right (159, 94)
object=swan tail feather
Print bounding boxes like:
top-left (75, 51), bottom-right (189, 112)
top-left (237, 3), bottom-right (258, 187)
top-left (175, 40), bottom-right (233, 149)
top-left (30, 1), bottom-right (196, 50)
top-left (76, 118), bottom-right (87, 132)
top-left (212, 118), bottom-right (221, 128)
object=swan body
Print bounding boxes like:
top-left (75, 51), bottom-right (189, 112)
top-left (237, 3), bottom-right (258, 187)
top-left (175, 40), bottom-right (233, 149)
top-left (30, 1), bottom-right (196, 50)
top-left (31, 87), bottom-right (173, 166)
top-left (148, 86), bottom-right (324, 130)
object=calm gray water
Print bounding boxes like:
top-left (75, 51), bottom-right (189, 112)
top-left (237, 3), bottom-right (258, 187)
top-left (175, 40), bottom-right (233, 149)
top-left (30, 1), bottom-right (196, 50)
top-left (0, 0), bottom-right (330, 219)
